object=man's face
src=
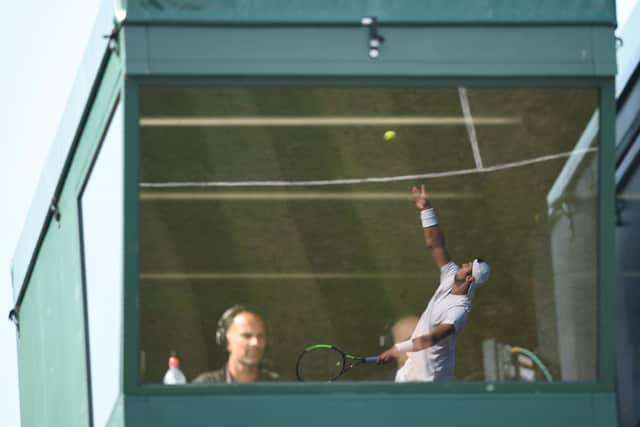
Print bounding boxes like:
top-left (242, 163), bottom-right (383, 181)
top-left (455, 262), bottom-right (474, 282)
top-left (226, 311), bottom-right (267, 367)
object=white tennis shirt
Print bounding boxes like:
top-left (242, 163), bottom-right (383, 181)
top-left (395, 261), bottom-right (471, 382)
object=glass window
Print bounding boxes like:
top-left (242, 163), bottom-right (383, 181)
top-left (80, 102), bottom-right (124, 423)
top-left (137, 86), bottom-right (598, 384)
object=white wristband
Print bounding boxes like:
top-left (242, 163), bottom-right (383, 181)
top-left (394, 339), bottom-right (414, 353)
top-left (420, 208), bottom-right (438, 228)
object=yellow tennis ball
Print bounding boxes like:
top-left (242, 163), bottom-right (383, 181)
top-left (383, 130), bottom-right (396, 141)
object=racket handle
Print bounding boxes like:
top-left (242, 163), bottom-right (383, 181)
top-left (364, 356), bottom-right (379, 364)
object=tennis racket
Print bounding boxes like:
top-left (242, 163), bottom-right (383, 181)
top-left (296, 344), bottom-right (380, 381)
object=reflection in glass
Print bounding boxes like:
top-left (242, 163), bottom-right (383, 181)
top-left (138, 87), bottom-right (598, 383)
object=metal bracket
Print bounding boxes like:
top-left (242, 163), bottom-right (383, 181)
top-left (51, 198), bottom-right (61, 227)
top-left (8, 307), bottom-right (19, 334)
top-left (361, 16), bottom-right (385, 59)
top-left (103, 21), bottom-right (124, 53)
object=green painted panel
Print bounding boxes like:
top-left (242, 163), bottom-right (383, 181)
top-left (123, 79), bottom-right (141, 393)
top-left (126, 0), bottom-right (615, 24)
top-left (124, 393), bottom-right (617, 427)
top-left (124, 26), bottom-right (615, 77)
top-left (15, 51), bottom-right (124, 427)
top-left (593, 393), bottom-right (619, 427)
top-left (597, 81), bottom-right (616, 387)
top-left (17, 216), bottom-right (89, 427)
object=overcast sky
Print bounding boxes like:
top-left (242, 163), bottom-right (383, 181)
top-left (0, 1), bottom-right (638, 426)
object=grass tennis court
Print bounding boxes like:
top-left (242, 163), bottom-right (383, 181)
top-left (137, 86), bottom-right (598, 383)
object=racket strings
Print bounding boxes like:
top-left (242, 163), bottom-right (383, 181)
top-left (297, 348), bottom-right (344, 381)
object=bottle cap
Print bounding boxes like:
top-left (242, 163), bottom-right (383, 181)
top-left (168, 356), bottom-right (180, 368)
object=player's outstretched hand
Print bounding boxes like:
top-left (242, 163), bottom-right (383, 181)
top-left (411, 184), bottom-right (431, 211)
top-left (377, 346), bottom-right (400, 364)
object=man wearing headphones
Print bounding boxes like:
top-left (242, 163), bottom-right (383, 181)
top-left (192, 305), bottom-right (280, 383)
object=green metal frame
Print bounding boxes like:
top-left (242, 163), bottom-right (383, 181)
top-left (76, 96), bottom-right (123, 427)
top-left (124, 25), bottom-right (615, 78)
top-left (598, 80), bottom-right (616, 389)
top-left (122, 76), bottom-right (616, 397)
top-left (125, 0), bottom-right (615, 24)
top-left (123, 78), bottom-right (141, 394)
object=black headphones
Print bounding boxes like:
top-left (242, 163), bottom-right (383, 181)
top-left (215, 304), bottom-right (264, 347)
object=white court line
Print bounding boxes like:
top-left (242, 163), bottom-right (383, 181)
top-left (139, 191), bottom-right (480, 201)
top-left (139, 116), bottom-right (520, 127)
top-left (458, 87), bottom-right (484, 169)
top-left (140, 148), bottom-right (598, 189)
top-left (140, 272), bottom-right (427, 280)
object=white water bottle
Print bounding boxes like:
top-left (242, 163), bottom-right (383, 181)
top-left (163, 356), bottom-right (186, 384)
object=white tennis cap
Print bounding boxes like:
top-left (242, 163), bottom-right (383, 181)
top-left (468, 259), bottom-right (490, 297)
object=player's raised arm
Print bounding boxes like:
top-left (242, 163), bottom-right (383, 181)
top-left (412, 184), bottom-right (451, 268)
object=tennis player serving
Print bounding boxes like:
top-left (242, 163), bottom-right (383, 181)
top-left (377, 184), bottom-right (491, 382)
